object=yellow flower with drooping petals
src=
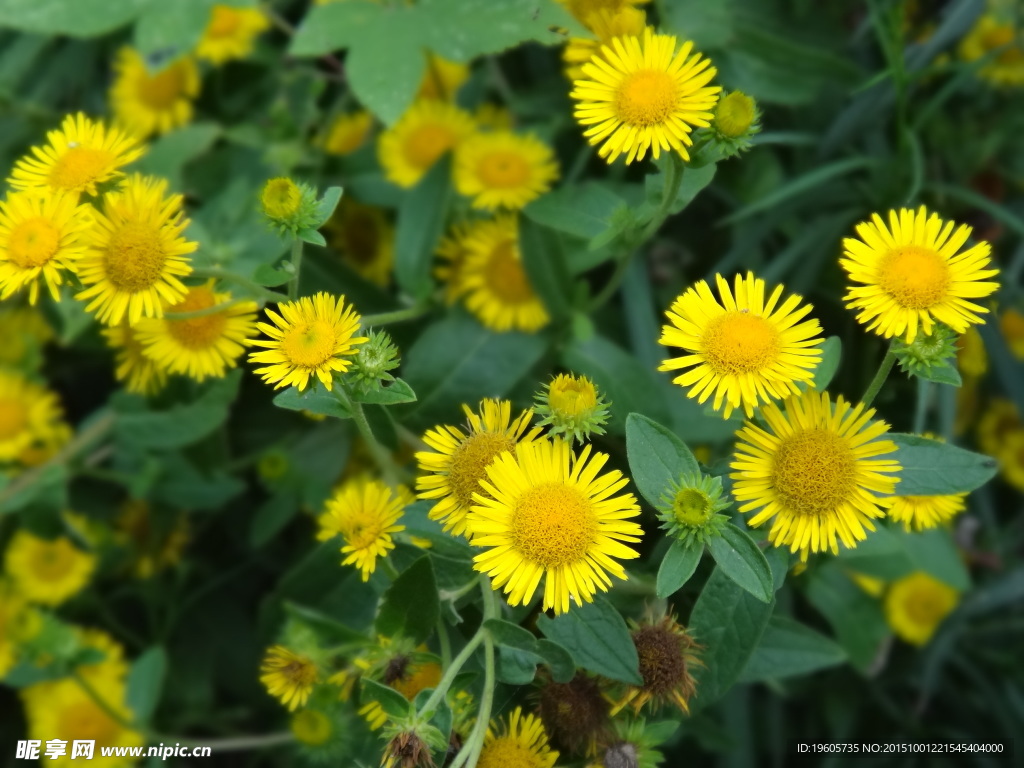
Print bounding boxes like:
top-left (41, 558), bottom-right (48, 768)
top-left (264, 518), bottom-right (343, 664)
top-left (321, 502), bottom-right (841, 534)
top-left (316, 476), bottom-right (406, 581)
top-left (881, 493), bottom-right (968, 532)
top-left (260, 645), bottom-right (319, 711)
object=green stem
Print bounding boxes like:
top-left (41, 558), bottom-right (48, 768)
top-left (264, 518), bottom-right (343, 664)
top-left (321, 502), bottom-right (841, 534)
top-left (415, 625), bottom-right (486, 718)
top-left (334, 387), bottom-right (400, 485)
top-left (164, 297), bottom-right (254, 320)
top-left (288, 238), bottom-right (304, 301)
top-left (381, 558), bottom-right (400, 580)
top-left (361, 304), bottom-right (431, 327)
top-left (861, 346), bottom-right (897, 408)
top-left (190, 267), bottom-right (283, 303)
top-left (914, 378), bottom-right (931, 434)
top-left (437, 619), bottom-right (452, 669)
top-left (451, 578), bottom-right (499, 768)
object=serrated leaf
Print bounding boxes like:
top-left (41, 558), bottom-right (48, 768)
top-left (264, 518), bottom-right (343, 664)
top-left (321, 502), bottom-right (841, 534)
top-left (361, 679), bottom-right (414, 720)
top-left (395, 156), bottom-right (452, 298)
top-left (656, 540), bottom-right (703, 598)
top-left (890, 433), bottom-right (997, 495)
top-left (126, 646), bottom-right (167, 725)
top-left (273, 385), bottom-right (352, 419)
top-left (376, 556), bottom-right (439, 645)
top-left (625, 413), bottom-right (700, 508)
top-left (739, 616), bottom-right (846, 682)
top-left (707, 524), bottom-right (773, 603)
top-left (536, 597), bottom-right (641, 685)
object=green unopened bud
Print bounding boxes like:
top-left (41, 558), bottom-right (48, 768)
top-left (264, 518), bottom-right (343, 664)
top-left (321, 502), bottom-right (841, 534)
top-left (260, 177), bottom-right (320, 236)
top-left (893, 323), bottom-right (959, 376)
top-left (710, 91), bottom-right (760, 158)
top-left (657, 472), bottom-right (730, 546)
top-left (348, 330), bottom-right (400, 393)
top-left (534, 373), bottom-right (610, 444)
top-left (258, 449), bottom-right (291, 482)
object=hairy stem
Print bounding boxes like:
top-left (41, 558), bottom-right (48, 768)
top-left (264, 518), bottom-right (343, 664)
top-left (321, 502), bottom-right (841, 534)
top-left (861, 346), bottom-right (897, 408)
top-left (287, 239), bottom-right (304, 301)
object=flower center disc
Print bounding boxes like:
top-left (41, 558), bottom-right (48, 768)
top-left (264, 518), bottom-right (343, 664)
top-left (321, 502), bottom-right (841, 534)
top-left (139, 64), bottom-right (187, 110)
top-left (772, 428), bottom-right (857, 516)
top-left (673, 488), bottom-right (712, 527)
top-left (633, 625), bottom-right (686, 696)
top-left (478, 735), bottom-right (545, 768)
top-left (701, 311), bottom-right (780, 375)
top-left (49, 146), bottom-right (115, 191)
top-left (510, 483), bottom-right (597, 568)
top-left (484, 240), bottom-right (533, 304)
top-left (878, 245), bottom-right (951, 309)
top-left (550, 381), bottom-right (596, 417)
top-left (404, 124), bottom-right (458, 170)
top-left (0, 399), bottom-right (28, 440)
top-left (262, 180), bottom-right (301, 219)
top-left (280, 320), bottom-right (336, 368)
top-left (104, 221), bottom-right (168, 292)
top-left (8, 218), bottom-right (60, 268)
top-left (167, 289), bottom-right (228, 349)
top-left (58, 701), bottom-right (121, 744)
top-left (477, 150), bottom-right (531, 189)
top-left (448, 432), bottom-right (515, 509)
top-left (615, 69), bottom-right (678, 127)
top-left (30, 540), bottom-right (76, 582)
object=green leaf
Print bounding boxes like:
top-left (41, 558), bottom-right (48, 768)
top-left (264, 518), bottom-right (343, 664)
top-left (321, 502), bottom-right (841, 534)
top-left (625, 413), bottom-right (700, 508)
top-left (289, 1), bottom-right (383, 56)
top-left (496, 646), bottom-right (539, 685)
top-left (136, 123), bottom-right (221, 190)
top-left (707, 524), bottom-right (773, 603)
top-left (813, 336), bottom-right (841, 391)
top-left (125, 646), bottom-right (167, 725)
top-left (642, 160), bottom-right (717, 218)
top-left (915, 359), bottom-right (962, 387)
top-left (739, 616), bottom-right (846, 682)
top-left (273, 385), bottom-right (352, 419)
top-left (395, 156), bottom-right (452, 299)
top-left (350, 378), bottom-right (418, 406)
top-left (535, 639), bottom-right (576, 683)
top-left (902, 527), bottom-right (971, 592)
top-left (536, 597), bottom-right (642, 685)
top-left (0, 0), bottom-right (149, 36)
top-left (688, 564), bottom-right (775, 708)
top-left (889, 433), bottom-right (998, 496)
top-left (657, 540), bottom-right (703, 598)
top-left (662, 0), bottom-right (735, 48)
top-left (804, 561), bottom-right (888, 672)
top-left (115, 371), bottom-right (241, 450)
top-left (298, 228), bottom-right (327, 247)
top-left (523, 183), bottom-right (628, 242)
top-left (376, 556), bottom-right (440, 645)
top-left (484, 619), bottom-right (538, 653)
top-left (252, 264), bottom-right (293, 287)
top-left (346, 11), bottom-right (426, 125)
top-left (518, 218), bottom-right (573, 322)
top-left (249, 489), bottom-right (302, 548)
top-left (134, 0), bottom-right (212, 58)
top-left (315, 186), bottom-right (344, 227)
top-left (361, 679), bottom-right (414, 720)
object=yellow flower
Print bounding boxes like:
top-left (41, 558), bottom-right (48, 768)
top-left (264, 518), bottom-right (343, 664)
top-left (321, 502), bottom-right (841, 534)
top-left (999, 429), bottom-right (1024, 493)
top-left (73, 627), bottom-right (130, 683)
top-left (571, 27), bottom-right (720, 164)
top-left (134, 282), bottom-right (258, 381)
top-left (416, 398), bottom-right (538, 538)
top-left (260, 645), bottom-right (319, 711)
top-left (730, 390), bottom-right (902, 562)
top-left (840, 206), bottom-right (999, 342)
top-left (658, 272), bottom-right (824, 420)
top-left (22, 675), bottom-right (144, 767)
top-left (261, 177), bottom-right (302, 220)
top-left (316, 477), bottom-right (406, 581)
top-left (102, 322), bottom-right (168, 396)
top-left (435, 221), bottom-right (475, 304)
top-left (323, 200), bottom-right (395, 286)
top-left (0, 371), bottom-right (67, 462)
top-left (7, 113), bottom-right (145, 200)
top-left (478, 706), bottom-right (559, 768)
top-left (378, 100), bottom-right (476, 188)
top-left (290, 709), bottom-right (333, 746)
top-left (458, 214), bottom-right (550, 333)
top-left (321, 111), bottom-right (374, 156)
top-left (881, 493), bottom-right (968, 532)
top-left (884, 572), bottom-right (959, 646)
top-left (562, 6), bottom-right (647, 82)
top-left (958, 13), bottom-right (1024, 87)
top-left (4, 529), bottom-right (96, 606)
top-left (612, 614), bottom-right (702, 715)
top-left (418, 53), bottom-right (470, 101)
top-left (195, 4), bottom-right (269, 66)
top-left (535, 372), bottom-right (610, 443)
top-left (0, 306), bottom-right (53, 369)
top-left (714, 90), bottom-right (757, 138)
top-left (977, 397), bottom-right (1019, 459)
top-left (454, 130), bottom-right (559, 210)
top-left (359, 653), bottom-right (442, 730)
top-left (75, 174), bottom-right (197, 325)
top-left (957, 325), bottom-right (988, 377)
top-left (248, 292), bottom-right (367, 391)
top-left (0, 191), bottom-right (91, 304)
top-left (557, 0), bottom-right (649, 24)
top-left (1000, 307), bottom-right (1024, 359)
top-left (109, 48), bottom-right (200, 138)
top-left (467, 437), bottom-right (643, 615)
top-left (0, 580), bottom-right (31, 677)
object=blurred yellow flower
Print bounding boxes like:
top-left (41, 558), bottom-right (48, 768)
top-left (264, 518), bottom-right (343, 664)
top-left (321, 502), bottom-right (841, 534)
top-left (0, 371), bottom-right (67, 462)
top-left (260, 645), bottom-right (319, 711)
top-left (884, 572), bottom-right (959, 646)
top-left (956, 326), bottom-right (987, 377)
top-left (418, 53), bottom-right (469, 101)
top-left (454, 130), bottom-right (559, 211)
top-left (958, 12), bottom-right (1024, 87)
top-left (378, 100), bottom-right (475, 188)
top-left (110, 48), bottom-right (200, 138)
top-left (562, 6), bottom-right (647, 82)
top-left (1000, 307), bottom-right (1024, 359)
top-left (881, 493), bottom-right (967, 532)
top-left (196, 5), bottom-right (269, 66)
top-left (321, 111), bottom-right (374, 156)
top-left (102, 322), bottom-right (168, 396)
top-left (0, 306), bottom-right (53, 369)
top-left (4, 529), bottom-right (96, 606)
top-left (323, 200), bottom-right (394, 286)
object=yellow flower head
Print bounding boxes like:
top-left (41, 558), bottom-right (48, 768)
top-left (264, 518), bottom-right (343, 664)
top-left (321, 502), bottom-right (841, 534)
top-left (0, 190), bottom-right (91, 304)
top-left (7, 112), bottom-right (145, 200)
top-left (612, 614), bottom-right (702, 716)
top-left (658, 272), bottom-right (825, 420)
top-left (458, 214), bottom-right (550, 333)
top-left (102, 322), bottom-right (168, 396)
top-left (999, 429), bottom-right (1024, 493)
top-left (468, 437), bottom-right (643, 615)
top-left (0, 306), bottom-right (53, 369)
top-left (418, 53), bottom-right (470, 101)
top-left (714, 90), bottom-right (758, 138)
top-left (248, 292), bottom-right (368, 391)
top-left (260, 645), bottom-right (319, 711)
top-left (454, 130), bottom-right (560, 211)
top-left (882, 493), bottom-right (967, 532)
top-left (351, 640), bottom-right (442, 729)
top-left (73, 627), bottom-right (130, 683)
top-left (316, 476), bottom-right (407, 581)
top-left (134, 282), bottom-right (258, 381)
top-left (840, 206), bottom-right (1000, 342)
top-left (563, 6), bottom-right (647, 82)
top-left (261, 178), bottom-right (302, 220)
top-left (435, 221), bottom-right (475, 304)
top-left (110, 48), bottom-right (201, 138)
top-left (478, 706), bottom-right (559, 768)
top-left (884, 572), bottom-right (959, 646)
top-left (977, 397), bottom-right (1019, 459)
top-left (557, 0), bottom-right (649, 24)
top-left (4, 529), bottom-right (96, 606)
top-left (75, 174), bottom-right (197, 325)
top-left (730, 390), bottom-right (902, 562)
top-left (416, 398), bottom-right (539, 537)
top-left (196, 5), bottom-right (270, 66)
top-left (571, 27), bottom-right (720, 164)
top-left (378, 100), bottom-right (476, 188)
top-left (958, 13), bottom-right (1024, 87)
top-left (323, 199), bottom-right (395, 286)
top-left (1000, 307), bottom-right (1024, 359)
top-left (0, 371), bottom-right (67, 462)
top-left (290, 709), bottom-right (334, 746)
top-left (321, 111), bottom-right (374, 156)
top-left (957, 325), bottom-right (988, 377)
top-left (535, 372), bottom-right (610, 443)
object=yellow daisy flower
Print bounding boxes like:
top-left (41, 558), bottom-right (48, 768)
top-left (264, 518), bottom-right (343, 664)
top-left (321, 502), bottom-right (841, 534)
top-left (75, 174), bottom-right (197, 325)
top-left (658, 272), bottom-right (825, 420)
top-left (377, 100), bottom-right (476, 188)
top-left (316, 476), bottom-right (406, 581)
top-left (454, 130), bottom-right (559, 211)
top-left (321, 111), bottom-right (374, 156)
top-left (416, 398), bottom-right (538, 538)
top-left (4, 529), bottom-right (96, 606)
top-left (958, 13), bottom-right (1024, 87)
top-left (881, 493), bottom-right (968, 532)
top-left (612, 614), bottom-right (702, 716)
top-left (0, 371), bottom-right (67, 462)
top-left (102, 322), bottom-right (168, 396)
top-left (458, 214), bottom-right (550, 333)
top-left (435, 221), bottom-right (475, 304)
top-left (195, 4), bottom-right (269, 66)
top-left (840, 206), bottom-right (1000, 342)
top-left (730, 390), bottom-right (902, 562)
top-left (134, 282), bottom-right (257, 381)
top-left (478, 706), bottom-right (559, 768)
top-left (0, 190), bottom-right (91, 304)
top-left (557, 0), bottom-right (649, 22)
top-left (1000, 307), bottom-right (1024, 359)
top-left (248, 292), bottom-right (367, 391)
top-left (110, 47), bottom-right (201, 138)
top-left (358, 651), bottom-right (442, 730)
top-left (570, 27), bottom-right (720, 164)
top-left (0, 306), bottom-right (53, 369)
top-left (7, 112), bottom-right (145, 200)
top-left (418, 53), bottom-right (470, 101)
top-left (260, 645), bottom-right (319, 711)
top-left (323, 200), bottom-right (395, 286)
top-left (290, 709), bottom-right (333, 746)
top-left (884, 572), bottom-right (959, 646)
top-left (467, 437), bottom-right (643, 615)
top-left (563, 6), bottom-right (647, 82)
